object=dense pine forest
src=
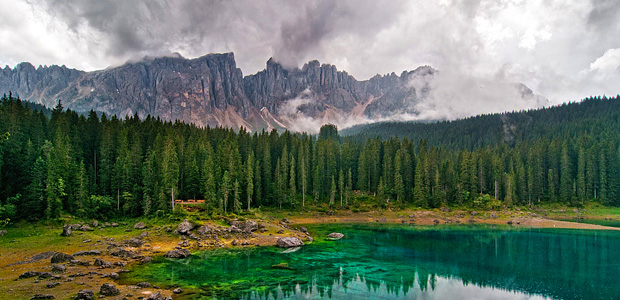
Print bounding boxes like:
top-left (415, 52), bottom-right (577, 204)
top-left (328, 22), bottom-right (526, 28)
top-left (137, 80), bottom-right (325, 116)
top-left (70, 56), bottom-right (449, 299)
top-left (342, 97), bottom-right (620, 150)
top-left (1, 93), bottom-right (620, 222)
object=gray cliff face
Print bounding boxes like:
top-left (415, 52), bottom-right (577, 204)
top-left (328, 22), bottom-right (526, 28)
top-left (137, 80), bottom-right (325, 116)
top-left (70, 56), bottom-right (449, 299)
top-left (242, 58), bottom-right (435, 121)
top-left (0, 53), bottom-right (535, 132)
top-left (0, 63), bottom-right (84, 106)
top-left (57, 53), bottom-right (252, 128)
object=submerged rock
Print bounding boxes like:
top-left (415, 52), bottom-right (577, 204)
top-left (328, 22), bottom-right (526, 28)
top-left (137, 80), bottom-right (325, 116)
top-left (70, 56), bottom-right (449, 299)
top-left (164, 249), bottom-right (191, 258)
top-left (271, 262), bottom-right (296, 270)
top-left (173, 288), bottom-right (183, 294)
top-left (276, 237), bottom-right (304, 248)
top-left (327, 233), bottom-right (344, 240)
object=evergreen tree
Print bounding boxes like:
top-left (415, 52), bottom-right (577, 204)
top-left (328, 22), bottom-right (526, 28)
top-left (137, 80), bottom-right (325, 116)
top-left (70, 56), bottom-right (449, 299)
top-left (246, 152), bottom-right (254, 211)
top-left (222, 171), bottom-right (230, 214)
top-left (233, 179), bottom-right (241, 213)
top-left (289, 156), bottom-right (296, 207)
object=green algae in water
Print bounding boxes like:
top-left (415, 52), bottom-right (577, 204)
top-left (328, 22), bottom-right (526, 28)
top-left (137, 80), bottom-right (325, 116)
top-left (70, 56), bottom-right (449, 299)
top-left (121, 224), bottom-right (620, 299)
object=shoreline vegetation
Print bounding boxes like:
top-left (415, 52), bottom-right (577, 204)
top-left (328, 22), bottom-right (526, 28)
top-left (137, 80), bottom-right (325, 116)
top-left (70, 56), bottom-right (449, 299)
top-left (2, 206), bottom-right (620, 299)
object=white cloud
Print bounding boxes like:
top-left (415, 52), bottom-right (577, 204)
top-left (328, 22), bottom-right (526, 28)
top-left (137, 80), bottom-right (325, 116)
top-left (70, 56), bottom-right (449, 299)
top-left (1, 0), bottom-right (619, 112)
top-left (589, 48), bottom-right (620, 74)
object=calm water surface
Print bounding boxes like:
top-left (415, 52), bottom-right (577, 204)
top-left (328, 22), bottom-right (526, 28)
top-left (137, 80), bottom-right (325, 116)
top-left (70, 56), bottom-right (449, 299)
top-left (121, 224), bottom-right (620, 299)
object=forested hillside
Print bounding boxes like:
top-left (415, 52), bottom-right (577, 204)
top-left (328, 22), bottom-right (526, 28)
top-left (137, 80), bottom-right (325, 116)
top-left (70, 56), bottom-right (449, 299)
top-left (342, 96), bottom-right (620, 150)
top-left (1, 94), bottom-right (620, 222)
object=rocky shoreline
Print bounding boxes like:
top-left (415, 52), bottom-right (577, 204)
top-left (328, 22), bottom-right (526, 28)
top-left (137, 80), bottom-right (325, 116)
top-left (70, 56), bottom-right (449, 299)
top-left (2, 217), bottom-right (312, 300)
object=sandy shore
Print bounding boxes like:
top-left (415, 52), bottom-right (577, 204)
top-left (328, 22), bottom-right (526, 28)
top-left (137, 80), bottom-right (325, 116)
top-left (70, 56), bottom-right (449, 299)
top-left (287, 209), bottom-right (620, 231)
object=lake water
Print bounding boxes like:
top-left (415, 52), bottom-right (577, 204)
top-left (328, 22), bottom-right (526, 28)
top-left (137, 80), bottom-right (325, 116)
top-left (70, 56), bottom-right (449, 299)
top-left (122, 224), bottom-right (620, 299)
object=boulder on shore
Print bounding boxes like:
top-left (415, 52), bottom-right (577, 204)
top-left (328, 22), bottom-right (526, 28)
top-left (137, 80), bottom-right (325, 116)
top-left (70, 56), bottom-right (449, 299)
top-left (164, 249), bottom-right (191, 258)
top-left (110, 248), bottom-right (137, 259)
top-left (327, 233), bottom-right (344, 240)
top-left (74, 289), bottom-right (94, 300)
top-left (175, 219), bottom-right (194, 235)
top-left (196, 225), bottom-right (212, 235)
top-left (30, 294), bottom-right (54, 299)
top-left (276, 237), bottom-right (304, 248)
top-left (126, 237), bottom-right (144, 247)
top-left (229, 220), bottom-right (258, 233)
top-left (51, 264), bottom-right (66, 273)
top-left (99, 283), bottom-right (119, 296)
top-left (133, 222), bottom-right (147, 229)
top-left (51, 252), bottom-right (73, 263)
top-left (19, 271), bottom-right (42, 279)
top-left (147, 292), bottom-right (169, 300)
top-left (78, 225), bottom-right (93, 231)
top-left (60, 225), bottom-right (72, 236)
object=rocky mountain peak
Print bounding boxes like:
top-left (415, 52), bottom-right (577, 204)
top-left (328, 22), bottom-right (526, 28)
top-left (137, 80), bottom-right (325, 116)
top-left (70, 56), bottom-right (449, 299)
top-left (0, 53), bottom-right (544, 133)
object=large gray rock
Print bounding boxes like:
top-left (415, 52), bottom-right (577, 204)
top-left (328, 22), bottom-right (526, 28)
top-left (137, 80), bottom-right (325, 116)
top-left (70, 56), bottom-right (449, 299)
top-left (110, 248), bottom-right (137, 259)
top-left (147, 292), bottom-right (169, 300)
top-left (51, 264), bottom-right (66, 273)
top-left (164, 249), bottom-right (191, 258)
top-left (136, 282), bottom-right (152, 288)
top-left (19, 271), bottom-right (42, 279)
top-left (175, 219), bottom-right (194, 235)
top-left (74, 289), bottom-right (94, 300)
top-left (60, 225), bottom-right (72, 236)
top-left (229, 220), bottom-right (258, 233)
top-left (133, 222), bottom-right (147, 229)
top-left (276, 237), bottom-right (304, 248)
top-left (126, 237), bottom-right (144, 247)
top-left (196, 225), bottom-right (212, 235)
top-left (50, 252), bottom-right (73, 263)
top-left (99, 283), bottom-right (119, 296)
top-left (77, 225), bottom-right (93, 231)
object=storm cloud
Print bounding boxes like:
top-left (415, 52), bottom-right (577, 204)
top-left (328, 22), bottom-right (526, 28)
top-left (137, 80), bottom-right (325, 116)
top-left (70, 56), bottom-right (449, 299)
top-left (1, 0), bottom-right (620, 118)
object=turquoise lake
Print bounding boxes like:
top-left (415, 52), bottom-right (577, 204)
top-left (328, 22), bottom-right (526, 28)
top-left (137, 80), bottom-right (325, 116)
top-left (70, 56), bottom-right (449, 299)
top-left (122, 224), bottom-right (620, 299)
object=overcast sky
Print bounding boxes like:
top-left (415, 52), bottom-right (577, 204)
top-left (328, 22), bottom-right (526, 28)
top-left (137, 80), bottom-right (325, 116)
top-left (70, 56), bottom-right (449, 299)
top-left (1, 0), bottom-right (619, 105)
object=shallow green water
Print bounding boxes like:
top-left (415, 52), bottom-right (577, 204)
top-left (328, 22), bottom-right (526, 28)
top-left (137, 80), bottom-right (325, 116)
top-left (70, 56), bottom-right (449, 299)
top-left (122, 224), bottom-right (620, 299)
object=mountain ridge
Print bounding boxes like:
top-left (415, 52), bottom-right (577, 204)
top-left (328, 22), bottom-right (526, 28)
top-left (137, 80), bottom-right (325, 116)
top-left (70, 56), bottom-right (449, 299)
top-left (0, 52), bottom-right (545, 132)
